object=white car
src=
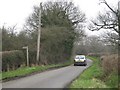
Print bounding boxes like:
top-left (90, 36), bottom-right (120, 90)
top-left (74, 55), bottom-right (87, 66)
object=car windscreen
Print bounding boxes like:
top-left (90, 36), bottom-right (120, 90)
top-left (75, 56), bottom-right (79, 59)
top-left (79, 57), bottom-right (85, 59)
top-left (75, 56), bottom-right (85, 59)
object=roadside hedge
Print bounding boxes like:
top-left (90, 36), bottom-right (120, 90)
top-left (2, 50), bottom-right (25, 71)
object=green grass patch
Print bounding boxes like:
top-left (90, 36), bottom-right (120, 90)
top-left (70, 56), bottom-right (119, 88)
top-left (105, 72), bottom-right (118, 88)
top-left (70, 56), bottom-right (108, 88)
top-left (1, 61), bottom-right (72, 80)
top-left (70, 56), bottom-right (118, 88)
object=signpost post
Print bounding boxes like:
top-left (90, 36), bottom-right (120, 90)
top-left (23, 46), bottom-right (29, 67)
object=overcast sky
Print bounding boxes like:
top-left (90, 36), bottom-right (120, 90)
top-left (0, 0), bottom-right (118, 35)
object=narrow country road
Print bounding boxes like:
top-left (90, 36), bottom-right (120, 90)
top-left (2, 59), bottom-right (93, 88)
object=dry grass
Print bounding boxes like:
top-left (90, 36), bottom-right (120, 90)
top-left (101, 54), bottom-right (118, 75)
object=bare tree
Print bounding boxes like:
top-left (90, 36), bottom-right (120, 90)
top-left (88, 0), bottom-right (119, 46)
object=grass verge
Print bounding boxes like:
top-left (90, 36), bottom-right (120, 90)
top-left (69, 56), bottom-right (118, 88)
top-left (1, 61), bottom-right (72, 81)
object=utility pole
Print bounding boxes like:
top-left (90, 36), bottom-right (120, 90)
top-left (36, 3), bottom-right (42, 65)
top-left (118, 1), bottom-right (120, 45)
top-left (118, 1), bottom-right (120, 75)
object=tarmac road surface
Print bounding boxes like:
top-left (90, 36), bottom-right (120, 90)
top-left (2, 59), bottom-right (93, 88)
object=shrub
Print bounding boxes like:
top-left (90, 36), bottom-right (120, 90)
top-left (101, 54), bottom-right (118, 75)
top-left (88, 53), bottom-right (102, 57)
top-left (2, 50), bottom-right (25, 71)
top-left (28, 49), bottom-right (37, 65)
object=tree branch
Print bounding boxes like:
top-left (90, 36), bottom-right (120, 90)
top-left (101, 0), bottom-right (118, 16)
